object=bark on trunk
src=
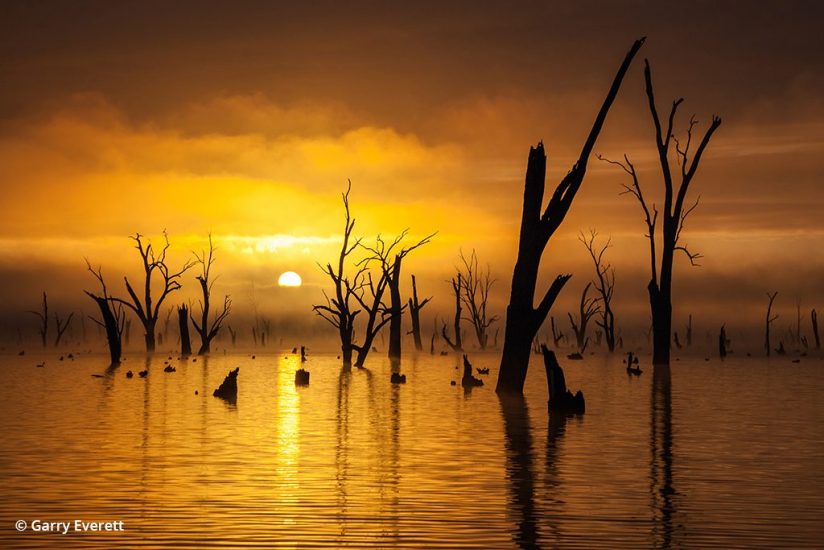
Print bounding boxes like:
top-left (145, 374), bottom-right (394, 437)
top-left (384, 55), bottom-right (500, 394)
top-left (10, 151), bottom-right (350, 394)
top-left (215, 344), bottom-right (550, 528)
top-left (87, 294), bottom-right (122, 367)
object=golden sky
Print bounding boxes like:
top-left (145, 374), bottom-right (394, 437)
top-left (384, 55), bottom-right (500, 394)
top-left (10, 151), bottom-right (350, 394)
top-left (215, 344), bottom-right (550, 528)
top-left (1, 1), bottom-right (823, 342)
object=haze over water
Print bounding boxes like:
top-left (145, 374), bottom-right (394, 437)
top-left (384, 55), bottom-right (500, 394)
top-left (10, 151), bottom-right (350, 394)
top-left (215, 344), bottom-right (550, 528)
top-left (2, 351), bottom-right (821, 548)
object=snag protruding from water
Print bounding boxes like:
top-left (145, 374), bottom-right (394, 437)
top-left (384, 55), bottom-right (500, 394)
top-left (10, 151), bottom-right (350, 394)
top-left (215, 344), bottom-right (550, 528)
top-left (461, 355), bottom-right (483, 388)
top-left (625, 351), bottom-right (642, 376)
top-left (213, 367), bottom-right (239, 402)
top-left (295, 368), bottom-right (310, 386)
top-left (542, 345), bottom-right (585, 413)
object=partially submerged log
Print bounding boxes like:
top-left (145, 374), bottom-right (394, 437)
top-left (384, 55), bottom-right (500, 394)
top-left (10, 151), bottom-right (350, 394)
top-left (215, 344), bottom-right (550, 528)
top-left (542, 345), bottom-right (585, 413)
top-left (390, 372), bottom-right (407, 384)
top-left (213, 367), bottom-right (239, 402)
top-left (461, 355), bottom-right (484, 388)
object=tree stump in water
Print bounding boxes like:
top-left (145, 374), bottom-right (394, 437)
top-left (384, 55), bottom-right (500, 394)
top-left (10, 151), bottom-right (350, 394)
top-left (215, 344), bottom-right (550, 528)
top-left (541, 345), bottom-right (585, 413)
top-left (295, 368), bottom-right (310, 386)
top-left (213, 367), bottom-right (239, 402)
top-left (461, 355), bottom-right (484, 388)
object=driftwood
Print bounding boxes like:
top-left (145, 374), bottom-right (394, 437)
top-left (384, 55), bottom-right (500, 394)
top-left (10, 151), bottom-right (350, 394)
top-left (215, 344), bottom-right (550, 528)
top-left (542, 345), bottom-right (585, 413)
top-left (213, 367), bottom-right (239, 402)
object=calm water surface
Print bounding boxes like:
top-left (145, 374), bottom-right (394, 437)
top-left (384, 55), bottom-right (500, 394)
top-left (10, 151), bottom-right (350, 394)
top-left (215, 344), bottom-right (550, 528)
top-left (1, 349), bottom-right (822, 548)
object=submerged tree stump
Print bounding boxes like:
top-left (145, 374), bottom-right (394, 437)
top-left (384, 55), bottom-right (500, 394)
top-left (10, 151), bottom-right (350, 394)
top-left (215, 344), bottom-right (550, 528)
top-left (213, 367), bottom-right (239, 402)
top-left (541, 345), bottom-right (585, 413)
top-left (295, 368), bottom-right (310, 386)
top-left (461, 355), bottom-right (484, 388)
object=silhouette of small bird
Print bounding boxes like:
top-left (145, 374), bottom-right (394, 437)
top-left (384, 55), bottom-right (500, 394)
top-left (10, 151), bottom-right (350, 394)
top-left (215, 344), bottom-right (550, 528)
top-left (138, 370), bottom-right (148, 378)
top-left (126, 371), bottom-right (134, 378)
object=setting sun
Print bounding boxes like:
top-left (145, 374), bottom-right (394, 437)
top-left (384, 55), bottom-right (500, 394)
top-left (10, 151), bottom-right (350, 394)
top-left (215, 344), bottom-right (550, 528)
top-left (277, 271), bottom-right (302, 287)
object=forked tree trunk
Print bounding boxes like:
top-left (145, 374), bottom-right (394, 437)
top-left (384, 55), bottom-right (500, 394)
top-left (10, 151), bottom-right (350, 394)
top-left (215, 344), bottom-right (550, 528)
top-left (496, 39), bottom-right (644, 394)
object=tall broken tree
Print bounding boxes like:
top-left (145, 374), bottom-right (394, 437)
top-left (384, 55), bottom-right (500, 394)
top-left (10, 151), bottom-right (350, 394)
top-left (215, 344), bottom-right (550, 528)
top-left (765, 292), bottom-right (778, 357)
top-left (567, 282), bottom-right (600, 353)
top-left (190, 234), bottom-right (232, 355)
top-left (178, 304), bottom-right (192, 356)
top-left (458, 249), bottom-right (498, 350)
top-left (84, 260), bottom-right (126, 367)
top-left (407, 274), bottom-right (431, 351)
top-left (114, 232), bottom-right (194, 352)
top-left (603, 59), bottom-right (721, 366)
top-left (812, 309), bottom-right (820, 350)
top-left (53, 311), bottom-right (74, 347)
top-left (580, 230), bottom-right (616, 352)
top-left (496, 38), bottom-right (645, 394)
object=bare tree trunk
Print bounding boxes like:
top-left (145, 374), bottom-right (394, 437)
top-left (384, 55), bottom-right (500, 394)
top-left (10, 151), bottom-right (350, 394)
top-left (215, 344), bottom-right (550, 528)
top-left (408, 274), bottom-right (430, 352)
top-left (812, 309), bottom-right (820, 350)
top-left (178, 305), bottom-right (192, 356)
top-left (765, 292), bottom-right (778, 357)
top-left (87, 295), bottom-right (122, 366)
top-left (719, 325), bottom-right (727, 358)
top-left (497, 38), bottom-right (644, 394)
top-left (388, 257), bottom-right (403, 360)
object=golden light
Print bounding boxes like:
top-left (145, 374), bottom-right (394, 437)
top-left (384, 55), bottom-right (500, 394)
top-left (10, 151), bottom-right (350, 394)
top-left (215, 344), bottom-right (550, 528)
top-left (278, 271), bottom-right (302, 287)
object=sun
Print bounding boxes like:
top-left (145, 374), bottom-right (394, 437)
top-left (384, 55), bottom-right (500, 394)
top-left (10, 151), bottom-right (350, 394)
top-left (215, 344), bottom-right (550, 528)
top-left (278, 271), bottom-right (302, 287)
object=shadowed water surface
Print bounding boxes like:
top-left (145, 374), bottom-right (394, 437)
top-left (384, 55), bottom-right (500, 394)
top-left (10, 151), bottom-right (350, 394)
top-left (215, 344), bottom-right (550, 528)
top-left (1, 350), bottom-right (822, 548)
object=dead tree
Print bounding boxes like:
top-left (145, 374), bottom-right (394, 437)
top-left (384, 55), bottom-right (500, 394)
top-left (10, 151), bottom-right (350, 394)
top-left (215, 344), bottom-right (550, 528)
top-left (178, 304), bottom-right (192, 356)
top-left (602, 59), bottom-right (721, 366)
top-left (686, 314), bottom-right (693, 346)
top-left (812, 309), bottom-right (820, 350)
top-left (765, 292), bottom-right (778, 357)
top-left (442, 273), bottom-right (463, 351)
top-left (496, 38), bottom-right (644, 394)
top-left (407, 274), bottom-right (431, 351)
top-left (314, 183), bottom-right (362, 367)
top-left (550, 316), bottom-right (564, 348)
top-left (580, 230), bottom-right (616, 351)
top-left (795, 297), bottom-right (802, 347)
top-left (568, 282), bottom-right (600, 353)
top-left (227, 325), bottom-right (238, 347)
top-left (53, 312), bottom-right (74, 347)
top-left (190, 234), bottom-right (232, 355)
top-left (458, 250), bottom-right (497, 350)
top-left (362, 230), bottom-right (433, 362)
top-left (84, 261), bottom-right (125, 367)
top-left (28, 292), bottom-right (49, 348)
top-left (114, 232), bottom-right (194, 352)
top-left (719, 324), bottom-right (727, 358)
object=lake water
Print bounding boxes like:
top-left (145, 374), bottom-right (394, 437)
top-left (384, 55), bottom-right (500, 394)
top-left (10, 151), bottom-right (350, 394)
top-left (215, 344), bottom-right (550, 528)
top-left (1, 349), bottom-right (822, 548)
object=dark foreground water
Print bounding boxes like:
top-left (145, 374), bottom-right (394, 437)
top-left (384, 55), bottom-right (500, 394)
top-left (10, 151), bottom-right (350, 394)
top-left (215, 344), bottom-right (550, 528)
top-left (1, 349), bottom-right (822, 548)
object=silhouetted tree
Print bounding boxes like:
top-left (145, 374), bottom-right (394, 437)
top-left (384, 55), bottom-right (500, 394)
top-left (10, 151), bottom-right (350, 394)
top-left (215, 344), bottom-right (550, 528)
top-left (550, 316), bottom-right (564, 348)
top-left (114, 232), bottom-right (194, 352)
top-left (190, 234), bottom-right (232, 355)
top-left (812, 309), bottom-right (820, 350)
top-left (362, 230), bottom-right (433, 362)
top-left (53, 311), bottom-right (74, 347)
top-left (313, 183), bottom-right (362, 368)
top-left (227, 324), bottom-right (238, 347)
top-left (407, 275), bottom-right (431, 351)
top-left (686, 314), bottom-right (693, 347)
top-left (580, 230), bottom-right (616, 351)
top-left (458, 249), bottom-right (497, 350)
top-left (719, 324), bottom-right (728, 358)
top-left (28, 292), bottom-right (48, 348)
top-left (603, 59), bottom-right (721, 366)
top-left (568, 282), bottom-right (599, 353)
top-left (84, 261), bottom-right (125, 367)
top-left (496, 38), bottom-right (644, 394)
top-left (178, 304), bottom-right (192, 356)
top-left (442, 273), bottom-right (463, 351)
top-left (765, 292), bottom-right (778, 357)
